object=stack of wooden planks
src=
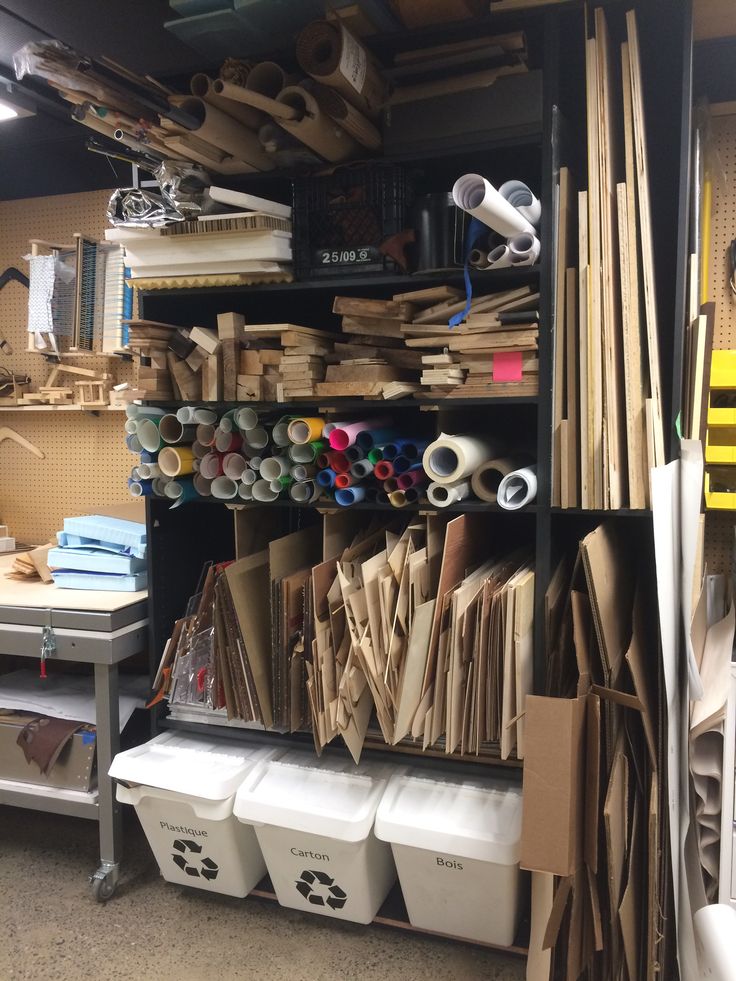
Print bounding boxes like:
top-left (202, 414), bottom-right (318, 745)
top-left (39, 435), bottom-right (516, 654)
top-left (238, 323), bottom-right (334, 401)
top-left (125, 320), bottom-right (178, 401)
top-left (552, 7), bottom-right (665, 510)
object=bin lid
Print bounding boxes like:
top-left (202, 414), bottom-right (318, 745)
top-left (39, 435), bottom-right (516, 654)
top-left (234, 750), bottom-right (396, 843)
top-left (109, 732), bottom-right (279, 801)
top-left (374, 769), bottom-right (523, 865)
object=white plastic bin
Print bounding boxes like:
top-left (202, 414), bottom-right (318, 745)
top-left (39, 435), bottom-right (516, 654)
top-left (234, 751), bottom-right (397, 924)
top-left (109, 732), bottom-right (279, 898)
top-left (374, 769), bottom-right (524, 946)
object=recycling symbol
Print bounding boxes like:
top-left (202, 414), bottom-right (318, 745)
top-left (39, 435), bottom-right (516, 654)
top-left (171, 839), bottom-right (219, 881)
top-left (295, 869), bottom-right (347, 909)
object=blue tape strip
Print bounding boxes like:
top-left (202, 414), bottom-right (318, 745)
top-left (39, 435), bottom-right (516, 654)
top-left (449, 217), bottom-right (487, 328)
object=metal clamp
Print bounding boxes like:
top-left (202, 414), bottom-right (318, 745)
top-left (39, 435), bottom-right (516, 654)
top-left (40, 618), bottom-right (56, 677)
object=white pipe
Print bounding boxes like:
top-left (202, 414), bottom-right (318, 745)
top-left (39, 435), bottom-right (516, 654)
top-left (235, 407), bottom-right (259, 431)
top-left (452, 173), bottom-right (535, 238)
top-left (211, 476), bottom-right (238, 500)
top-left (427, 480), bottom-right (471, 507)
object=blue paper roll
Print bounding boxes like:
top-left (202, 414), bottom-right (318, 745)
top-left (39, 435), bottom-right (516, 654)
top-left (355, 429), bottom-right (399, 450)
top-left (139, 450), bottom-right (159, 464)
top-left (335, 487), bottom-right (366, 506)
top-left (316, 468), bottom-right (337, 489)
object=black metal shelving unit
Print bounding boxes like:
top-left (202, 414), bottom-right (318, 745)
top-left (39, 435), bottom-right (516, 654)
top-left (136, 1), bottom-right (687, 955)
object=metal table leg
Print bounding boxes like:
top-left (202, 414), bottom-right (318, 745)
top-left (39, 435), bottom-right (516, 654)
top-left (90, 661), bottom-right (122, 902)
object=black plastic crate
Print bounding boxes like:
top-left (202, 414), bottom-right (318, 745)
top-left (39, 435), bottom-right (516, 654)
top-left (292, 162), bottom-right (409, 279)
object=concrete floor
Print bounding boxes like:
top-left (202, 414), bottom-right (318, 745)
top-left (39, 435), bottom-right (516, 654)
top-left (0, 805), bottom-right (526, 981)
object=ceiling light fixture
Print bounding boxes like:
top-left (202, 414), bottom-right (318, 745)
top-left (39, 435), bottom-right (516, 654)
top-left (0, 78), bottom-right (35, 121)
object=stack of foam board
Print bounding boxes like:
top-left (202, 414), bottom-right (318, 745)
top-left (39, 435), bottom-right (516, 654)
top-left (48, 514), bottom-right (147, 592)
top-left (104, 188), bottom-right (293, 289)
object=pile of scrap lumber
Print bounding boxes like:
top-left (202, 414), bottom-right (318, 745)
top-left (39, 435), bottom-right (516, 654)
top-left (239, 322), bottom-right (334, 401)
top-left (328, 285), bottom-right (539, 399)
top-left (18, 361), bottom-right (114, 408)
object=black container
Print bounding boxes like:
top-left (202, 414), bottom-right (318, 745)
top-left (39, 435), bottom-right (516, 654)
top-left (409, 192), bottom-right (469, 273)
top-left (292, 162), bottom-right (410, 279)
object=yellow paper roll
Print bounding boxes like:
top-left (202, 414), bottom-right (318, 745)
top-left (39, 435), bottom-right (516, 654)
top-left (287, 417), bottom-right (325, 444)
top-left (159, 446), bottom-right (195, 477)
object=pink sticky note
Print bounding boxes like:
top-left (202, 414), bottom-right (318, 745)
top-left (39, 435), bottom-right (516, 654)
top-left (493, 350), bottom-right (523, 383)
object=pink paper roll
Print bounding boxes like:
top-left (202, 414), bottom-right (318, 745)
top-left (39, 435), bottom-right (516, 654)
top-left (328, 417), bottom-right (391, 450)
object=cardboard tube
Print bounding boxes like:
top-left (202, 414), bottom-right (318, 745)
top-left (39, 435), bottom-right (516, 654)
top-left (329, 417), bottom-right (391, 451)
top-left (238, 483), bottom-right (253, 501)
top-left (335, 486), bottom-right (366, 506)
top-left (427, 480), bottom-right (471, 507)
top-left (159, 446), bottom-right (195, 477)
top-left (159, 414), bottom-right (196, 445)
top-left (499, 179), bottom-right (541, 226)
top-left (453, 174), bottom-right (535, 238)
top-left (248, 61), bottom-right (293, 97)
top-left (196, 423), bottom-right (216, 447)
top-left (211, 476), bottom-right (238, 500)
top-left (423, 433), bottom-right (503, 485)
top-left (190, 73), bottom-right (263, 130)
top-left (174, 96), bottom-right (275, 171)
top-left (288, 417), bottom-right (324, 444)
top-left (252, 479), bottom-right (279, 502)
top-left (308, 81), bottom-right (382, 150)
top-left (497, 466), bottom-right (538, 510)
top-left (290, 480), bottom-right (322, 503)
top-left (200, 452), bottom-right (224, 480)
top-left (212, 77), bottom-right (297, 122)
top-left (316, 468), bottom-right (337, 489)
top-left (296, 20), bottom-right (389, 117)
top-left (193, 473), bottom-right (213, 496)
top-left (471, 457), bottom-right (520, 503)
top-left (289, 441), bottom-right (324, 463)
top-left (137, 419), bottom-right (164, 453)
top-left (350, 459), bottom-right (373, 480)
top-left (235, 407), bottom-right (259, 431)
top-left (223, 453), bottom-right (248, 480)
top-left (509, 232), bottom-right (541, 266)
top-left (276, 86), bottom-right (359, 163)
top-left (260, 456), bottom-right (289, 481)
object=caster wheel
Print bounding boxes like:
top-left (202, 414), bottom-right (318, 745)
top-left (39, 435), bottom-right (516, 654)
top-left (90, 871), bottom-right (116, 903)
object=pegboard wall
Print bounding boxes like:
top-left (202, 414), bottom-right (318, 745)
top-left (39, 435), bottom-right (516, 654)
top-left (705, 112), bottom-right (736, 575)
top-left (0, 188), bottom-right (135, 545)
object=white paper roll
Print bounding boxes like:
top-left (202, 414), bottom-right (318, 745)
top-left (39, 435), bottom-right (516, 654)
top-left (177, 406), bottom-right (218, 425)
top-left (427, 480), bottom-right (471, 507)
top-left (244, 427), bottom-right (269, 450)
top-left (241, 467), bottom-right (256, 485)
top-left (235, 407), bottom-right (258, 431)
top-left (223, 453), bottom-right (248, 480)
top-left (260, 456), bottom-right (289, 481)
top-left (125, 404), bottom-right (165, 420)
top-left (249, 456), bottom-right (263, 472)
top-left (694, 905), bottom-right (736, 981)
top-left (238, 482), bottom-right (254, 501)
top-left (289, 442), bottom-right (318, 463)
top-left (152, 476), bottom-right (171, 496)
top-left (423, 433), bottom-right (502, 485)
top-left (498, 179), bottom-right (541, 226)
top-left (193, 473), bottom-right (213, 497)
top-left (290, 480), bottom-right (322, 503)
top-left (211, 476), bottom-right (238, 500)
top-left (271, 420), bottom-right (292, 446)
top-left (452, 174), bottom-right (535, 238)
top-left (196, 423), bottom-right (216, 447)
top-left (192, 440), bottom-right (208, 460)
top-left (497, 466), bottom-right (538, 510)
top-left (138, 463), bottom-right (161, 480)
top-left (252, 479), bottom-right (279, 502)
top-left (124, 419), bottom-right (138, 434)
top-left (487, 243), bottom-right (513, 269)
top-left (508, 232), bottom-right (541, 266)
